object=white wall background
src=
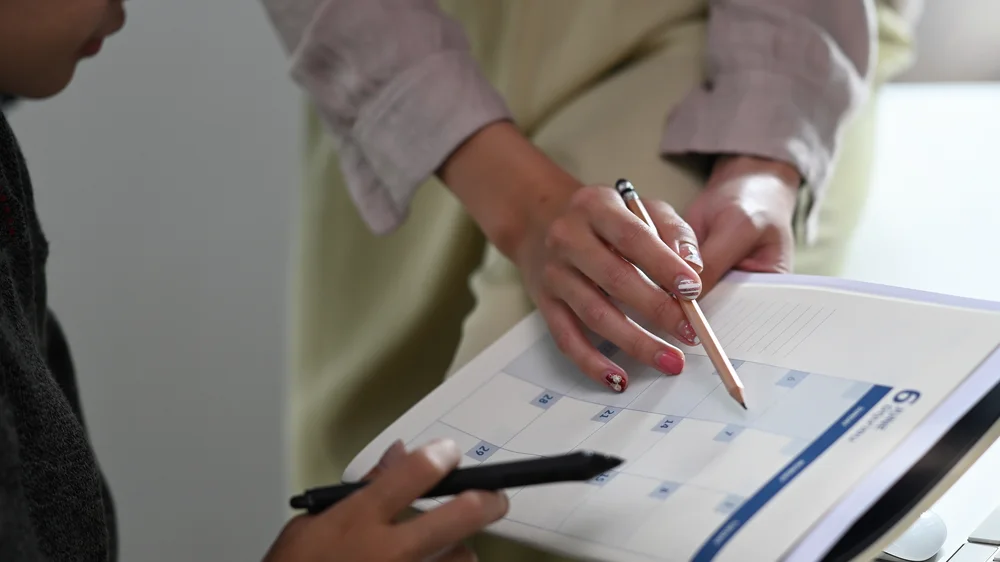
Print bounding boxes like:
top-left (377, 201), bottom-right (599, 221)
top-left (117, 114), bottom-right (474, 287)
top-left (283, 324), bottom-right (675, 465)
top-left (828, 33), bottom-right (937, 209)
top-left (897, 0), bottom-right (1000, 82)
top-left (3, 1), bottom-right (996, 561)
top-left (7, 1), bottom-right (300, 560)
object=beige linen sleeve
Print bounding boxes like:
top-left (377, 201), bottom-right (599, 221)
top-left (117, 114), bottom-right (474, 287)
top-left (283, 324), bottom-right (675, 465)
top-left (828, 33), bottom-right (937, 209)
top-left (660, 0), bottom-right (877, 243)
top-left (260, 0), bottom-right (512, 234)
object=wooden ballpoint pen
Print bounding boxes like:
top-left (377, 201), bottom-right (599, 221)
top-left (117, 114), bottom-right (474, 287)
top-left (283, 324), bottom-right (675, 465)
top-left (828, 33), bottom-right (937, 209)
top-left (615, 179), bottom-right (747, 409)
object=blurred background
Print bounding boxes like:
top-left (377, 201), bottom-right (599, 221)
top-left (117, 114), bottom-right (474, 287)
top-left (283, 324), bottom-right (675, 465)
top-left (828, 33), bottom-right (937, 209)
top-left (4, 0), bottom-right (998, 561)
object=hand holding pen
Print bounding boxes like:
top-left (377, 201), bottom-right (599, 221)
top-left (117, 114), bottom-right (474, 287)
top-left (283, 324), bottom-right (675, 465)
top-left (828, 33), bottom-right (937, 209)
top-left (265, 440), bottom-right (510, 562)
top-left (272, 438), bottom-right (623, 562)
top-left (506, 182), bottom-right (706, 393)
top-left (438, 123), bottom-right (705, 394)
top-left (616, 179), bottom-right (746, 408)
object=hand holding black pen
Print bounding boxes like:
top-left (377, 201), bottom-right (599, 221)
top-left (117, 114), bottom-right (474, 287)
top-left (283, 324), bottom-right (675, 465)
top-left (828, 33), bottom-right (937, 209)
top-left (265, 438), bottom-right (624, 562)
top-left (264, 439), bottom-right (509, 562)
top-left (291, 445), bottom-right (623, 514)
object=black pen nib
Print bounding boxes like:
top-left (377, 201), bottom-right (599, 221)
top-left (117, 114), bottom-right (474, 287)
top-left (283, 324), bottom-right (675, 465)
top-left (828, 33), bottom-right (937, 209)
top-left (581, 450), bottom-right (625, 472)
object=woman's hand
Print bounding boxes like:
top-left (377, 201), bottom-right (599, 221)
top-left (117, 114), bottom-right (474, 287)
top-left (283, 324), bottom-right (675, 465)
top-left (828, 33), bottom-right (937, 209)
top-left (683, 156), bottom-right (801, 294)
top-left (263, 439), bottom-right (507, 562)
top-left (514, 185), bottom-right (705, 392)
top-left (439, 122), bottom-right (704, 393)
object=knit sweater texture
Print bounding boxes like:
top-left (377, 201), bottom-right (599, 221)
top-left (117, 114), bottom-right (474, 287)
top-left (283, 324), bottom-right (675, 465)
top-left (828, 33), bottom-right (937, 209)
top-left (0, 110), bottom-right (117, 561)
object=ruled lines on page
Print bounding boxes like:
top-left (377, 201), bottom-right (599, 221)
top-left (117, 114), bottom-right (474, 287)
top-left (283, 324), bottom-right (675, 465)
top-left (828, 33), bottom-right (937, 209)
top-left (699, 298), bottom-right (836, 358)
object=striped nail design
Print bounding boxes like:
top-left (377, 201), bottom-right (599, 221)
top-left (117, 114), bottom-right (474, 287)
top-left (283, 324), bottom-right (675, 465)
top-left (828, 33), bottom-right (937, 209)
top-left (679, 243), bottom-right (703, 269)
top-left (676, 277), bottom-right (702, 300)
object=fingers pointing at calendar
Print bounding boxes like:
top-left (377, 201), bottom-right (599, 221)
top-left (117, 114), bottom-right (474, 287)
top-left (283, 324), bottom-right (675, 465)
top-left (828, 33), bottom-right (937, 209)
top-left (436, 123), bottom-right (707, 392)
top-left (512, 184), bottom-right (703, 393)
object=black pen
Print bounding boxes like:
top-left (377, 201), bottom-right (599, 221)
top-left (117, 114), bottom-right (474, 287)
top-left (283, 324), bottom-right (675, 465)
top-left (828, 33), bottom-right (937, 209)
top-left (289, 449), bottom-right (624, 514)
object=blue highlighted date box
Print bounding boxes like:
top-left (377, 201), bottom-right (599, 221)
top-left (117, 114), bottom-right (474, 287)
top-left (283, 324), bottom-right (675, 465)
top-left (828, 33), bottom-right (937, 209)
top-left (714, 424), bottom-right (745, 443)
top-left (649, 481), bottom-right (683, 500)
top-left (531, 390), bottom-right (563, 409)
top-left (591, 407), bottom-right (621, 423)
top-left (652, 415), bottom-right (683, 434)
top-left (465, 441), bottom-right (500, 462)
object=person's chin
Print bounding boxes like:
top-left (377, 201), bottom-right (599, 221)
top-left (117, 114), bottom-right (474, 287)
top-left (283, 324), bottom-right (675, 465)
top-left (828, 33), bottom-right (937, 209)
top-left (18, 66), bottom-right (78, 100)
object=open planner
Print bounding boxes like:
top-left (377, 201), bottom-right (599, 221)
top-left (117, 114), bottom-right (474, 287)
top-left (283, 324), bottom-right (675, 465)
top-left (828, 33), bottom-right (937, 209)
top-left (344, 273), bottom-right (1000, 561)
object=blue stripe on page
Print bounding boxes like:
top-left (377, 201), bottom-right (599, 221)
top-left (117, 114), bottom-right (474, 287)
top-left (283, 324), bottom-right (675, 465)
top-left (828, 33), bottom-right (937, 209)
top-left (692, 384), bottom-right (893, 561)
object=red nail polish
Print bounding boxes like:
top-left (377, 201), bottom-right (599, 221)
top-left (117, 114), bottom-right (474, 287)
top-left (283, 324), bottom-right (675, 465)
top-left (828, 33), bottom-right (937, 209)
top-left (605, 372), bottom-right (627, 392)
top-left (654, 350), bottom-right (685, 375)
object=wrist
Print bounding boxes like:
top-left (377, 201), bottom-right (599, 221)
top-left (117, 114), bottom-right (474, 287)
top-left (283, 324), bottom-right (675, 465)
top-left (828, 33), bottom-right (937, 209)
top-left (711, 155), bottom-right (802, 193)
top-left (437, 121), bottom-right (582, 258)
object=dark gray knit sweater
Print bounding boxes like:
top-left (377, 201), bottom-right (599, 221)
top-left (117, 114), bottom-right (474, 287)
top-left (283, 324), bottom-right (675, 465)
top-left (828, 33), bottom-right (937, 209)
top-left (0, 110), bottom-right (117, 561)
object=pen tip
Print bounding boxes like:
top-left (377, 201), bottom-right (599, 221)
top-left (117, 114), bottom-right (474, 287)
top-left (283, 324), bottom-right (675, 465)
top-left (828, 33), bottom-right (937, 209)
top-left (740, 401), bottom-right (747, 410)
top-left (586, 450), bottom-right (625, 470)
top-left (615, 179), bottom-right (633, 194)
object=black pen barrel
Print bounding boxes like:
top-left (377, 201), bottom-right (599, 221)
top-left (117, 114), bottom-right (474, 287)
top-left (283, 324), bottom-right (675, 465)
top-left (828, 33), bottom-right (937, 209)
top-left (423, 452), bottom-right (607, 497)
top-left (292, 481), bottom-right (366, 512)
top-left (291, 450), bottom-right (621, 514)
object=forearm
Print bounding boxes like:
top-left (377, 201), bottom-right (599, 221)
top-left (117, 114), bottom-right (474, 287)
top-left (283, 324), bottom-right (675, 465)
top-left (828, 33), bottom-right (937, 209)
top-left (710, 155), bottom-right (801, 189)
top-left (437, 121), bottom-right (582, 259)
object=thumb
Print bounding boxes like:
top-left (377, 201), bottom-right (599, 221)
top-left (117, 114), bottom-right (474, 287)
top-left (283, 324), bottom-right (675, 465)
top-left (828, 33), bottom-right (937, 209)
top-left (698, 217), bottom-right (761, 294)
top-left (734, 220), bottom-right (794, 274)
top-left (735, 241), bottom-right (792, 274)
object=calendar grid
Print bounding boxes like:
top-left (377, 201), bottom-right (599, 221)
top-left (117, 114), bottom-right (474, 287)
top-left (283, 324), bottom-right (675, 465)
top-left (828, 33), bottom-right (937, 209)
top-left (426, 360), bottom-right (856, 466)
top-left (399, 331), bottom-right (887, 561)
top-left (499, 361), bottom-right (848, 443)
top-left (420, 417), bottom-right (775, 524)
top-left (408, 374), bottom-right (888, 561)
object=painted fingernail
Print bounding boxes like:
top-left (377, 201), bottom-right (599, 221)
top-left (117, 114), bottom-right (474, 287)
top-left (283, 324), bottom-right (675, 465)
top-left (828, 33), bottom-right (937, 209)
top-left (675, 276), bottom-right (702, 300)
top-left (678, 320), bottom-right (700, 345)
top-left (376, 439), bottom-right (406, 470)
top-left (604, 372), bottom-right (627, 392)
top-left (654, 349), bottom-right (685, 375)
top-left (679, 242), bottom-right (703, 270)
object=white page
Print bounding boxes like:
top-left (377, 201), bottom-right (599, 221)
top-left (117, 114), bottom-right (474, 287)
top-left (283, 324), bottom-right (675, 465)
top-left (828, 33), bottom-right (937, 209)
top-left (344, 273), bottom-right (1000, 562)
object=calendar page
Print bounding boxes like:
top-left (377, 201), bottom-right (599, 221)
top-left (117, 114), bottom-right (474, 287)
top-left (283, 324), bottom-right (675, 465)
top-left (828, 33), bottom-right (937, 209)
top-left (344, 273), bottom-right (1000, 562)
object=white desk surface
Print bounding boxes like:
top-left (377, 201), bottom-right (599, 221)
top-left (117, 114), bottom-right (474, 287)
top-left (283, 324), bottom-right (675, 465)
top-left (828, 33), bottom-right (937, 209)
top-left (837, 82), bottom-right (1000, 560)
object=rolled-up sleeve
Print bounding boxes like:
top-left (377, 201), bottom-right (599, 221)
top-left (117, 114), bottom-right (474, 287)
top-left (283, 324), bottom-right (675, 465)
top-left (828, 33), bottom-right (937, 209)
top-left (660, 0), bottom-right (875, 243)
top-left (260, 0), bottom-right (512, 234)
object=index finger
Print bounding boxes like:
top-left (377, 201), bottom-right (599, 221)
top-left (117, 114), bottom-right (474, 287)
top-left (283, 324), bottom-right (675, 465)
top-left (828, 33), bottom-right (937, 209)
top-left (334, 439), bottom-right (461, 522)
top-left (585, 188), bottom-right (701, 297)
